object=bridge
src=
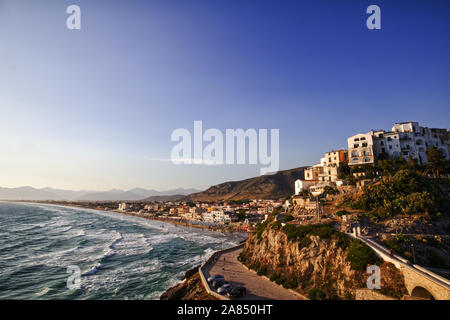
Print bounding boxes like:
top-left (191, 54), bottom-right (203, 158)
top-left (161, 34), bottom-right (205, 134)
top-left (349, 230), bottom-right (450, 300)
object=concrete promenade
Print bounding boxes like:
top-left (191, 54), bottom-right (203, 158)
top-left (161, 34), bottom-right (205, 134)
top-left (202, 246), bottom-right (305, 300)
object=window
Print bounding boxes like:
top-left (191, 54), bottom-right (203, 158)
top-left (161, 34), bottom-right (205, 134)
top-left (389, 145), bottom-right (392, 150)
top-left (362, 142), bottom-right (368, 147)
top-left (352, 158), bottom-right (359, 163)
top-left (354, 144), bottom-right (359, 148)
top-left (361, 137), bottom-right (366, 141)
top-left (354, 138), bottom-right (360, 142)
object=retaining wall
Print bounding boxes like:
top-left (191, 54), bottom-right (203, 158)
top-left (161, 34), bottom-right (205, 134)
top-left (198, 243), bottom-right (245, 300)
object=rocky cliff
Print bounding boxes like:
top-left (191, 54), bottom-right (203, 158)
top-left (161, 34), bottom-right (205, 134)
top-left (239, 222), bottom-right (407, 299)
top-left (160, 266), bottom-right (216, 300)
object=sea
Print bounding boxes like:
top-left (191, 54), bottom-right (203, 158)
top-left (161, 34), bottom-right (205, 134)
top-left (0, 202), bottom-right (246, 299)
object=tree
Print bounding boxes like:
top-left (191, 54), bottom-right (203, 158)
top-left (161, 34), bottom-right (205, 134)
top-left (339, 161), bottom-right (351, 176)
top-left (407, 155), bottom-right (417, 169)
top-left (427, 146), bottom-right (446, 177)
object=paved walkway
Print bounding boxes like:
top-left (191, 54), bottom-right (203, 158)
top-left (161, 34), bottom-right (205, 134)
top-left (202, 247), bottom-right (305, 300)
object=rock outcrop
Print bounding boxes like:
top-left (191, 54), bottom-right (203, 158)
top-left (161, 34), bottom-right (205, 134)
top-left (239, 226), bottom-right (407, 299)
top-left (160, 266), bottom-right (216, 300)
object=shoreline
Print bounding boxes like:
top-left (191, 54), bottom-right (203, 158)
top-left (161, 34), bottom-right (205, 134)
top-left (5, 200), bottom-right (249, 236)
top-left (0, 200), bottom-right (248, 300)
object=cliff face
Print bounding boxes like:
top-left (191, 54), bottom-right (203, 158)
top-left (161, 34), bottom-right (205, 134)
top-left (240, 227), bottom-right (407, 299)
top-left (160, 266), bottom-right (216, 300)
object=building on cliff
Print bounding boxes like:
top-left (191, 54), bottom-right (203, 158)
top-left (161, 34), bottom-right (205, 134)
top-left (348, 121), bottom-right (450, 166)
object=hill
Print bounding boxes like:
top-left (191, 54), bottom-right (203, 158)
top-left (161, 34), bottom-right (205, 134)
top-left (185, 166), bottom-right (307, 201)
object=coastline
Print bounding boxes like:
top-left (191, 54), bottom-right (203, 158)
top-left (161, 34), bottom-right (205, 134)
top-left (8, 200), bottom-right (249, 236)
top-left (1, 200), bottom-right (248, 300)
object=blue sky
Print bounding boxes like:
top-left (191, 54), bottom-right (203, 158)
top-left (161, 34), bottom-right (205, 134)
top-left (0, 0), bottom-right (449, 191)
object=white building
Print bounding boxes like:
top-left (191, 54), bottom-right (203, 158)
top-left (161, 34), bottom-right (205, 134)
top-left (294, 179), bottom-right (317, 194)
top-left (348, 132), bottom-right (375, 166)
top-left (348, 122), bottom-right (450, 165)
top-left (202, 210), bottom-right (232, 224)
top-left (118, 202), bottom-right (130, 211)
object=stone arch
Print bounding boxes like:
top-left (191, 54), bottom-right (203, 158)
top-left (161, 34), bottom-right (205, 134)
top-left (411, 286), bottom-right (435, 300)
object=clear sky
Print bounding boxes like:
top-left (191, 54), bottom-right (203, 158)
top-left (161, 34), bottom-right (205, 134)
top-left (0, 0), bottom-right (449, 191)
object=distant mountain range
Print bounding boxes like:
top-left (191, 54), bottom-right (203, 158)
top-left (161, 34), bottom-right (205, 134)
top-left (0, 186), bottom-right (200, 201)
top-left (0, 166), bottom-right (306, 202)
top-left (185, 166), bottom-right (306, 201)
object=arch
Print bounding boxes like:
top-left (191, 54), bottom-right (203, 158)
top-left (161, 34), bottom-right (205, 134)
top-left (411, 286), bottom-right (435, 300)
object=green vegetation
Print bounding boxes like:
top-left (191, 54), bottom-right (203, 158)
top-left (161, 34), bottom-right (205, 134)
top-left (255, 216), bottom-right (273, 242)
top-left (427, 146), bottom-right (449, 178)
top-left (346, 241), bottom-right (382, 271)
top-left (258, 220), bottom-right (379, 271)
top-left (308, 288), bottom-right (326, 300)
top-left (322, 186), bottom-right (338, 196)
top-left (335, 210), bottom-right (348, 217)
top-left (297, 189), bottom-right (311, 199)
top-left (283, 214), bottom-right (294, 222)
top-left (426, 249), bottom-right (449, 269)
top-left (271, 220), bottom-right (282, 230)
top-left (298, 236), bottom-right (312, 249)
top-left (384, 234), bottom-right (410, 255)
top-left (346, 169), bottom-right (448, 219)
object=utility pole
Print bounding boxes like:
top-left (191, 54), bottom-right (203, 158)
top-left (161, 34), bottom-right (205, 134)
top-left (411, 244), bottom-right (416, 264)
top-left (316, 196), bottom-right (320, 223)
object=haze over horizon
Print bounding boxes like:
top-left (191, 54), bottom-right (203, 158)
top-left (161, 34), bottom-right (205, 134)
top-left (1, 0), bottom-right (449, 191)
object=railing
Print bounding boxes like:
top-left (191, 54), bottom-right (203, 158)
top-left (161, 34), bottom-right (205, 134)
top-left (348, 232), bottom-right (450, 290)
top-left (198, 243), bottom-right (245, 300)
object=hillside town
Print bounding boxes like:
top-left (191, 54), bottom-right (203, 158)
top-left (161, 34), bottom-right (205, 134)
top-left (16, 120), bottom-right (450, 300)
top-left (293, 121), bottom-right (450, 207)
top-left (109, 121), bottom-right (450, 232)
top-left (114, 199), bottom-right (279, 232)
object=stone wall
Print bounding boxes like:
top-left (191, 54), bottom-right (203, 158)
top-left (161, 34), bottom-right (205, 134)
top-left (355, 289), bottom-right (395, 300)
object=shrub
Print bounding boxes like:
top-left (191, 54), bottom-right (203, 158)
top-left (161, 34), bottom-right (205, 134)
top-left (256, 217), bottom-right (272, 240)
top-left (352, 169), bottom-right (444, 219)
top-left (308, 288), bottom-right (326, 300)
top-left (427, 250), bottom-right (449, 269)
top-left (271, 220), bottom-right (282, 230)
top-left (384, 234), bottom-right (409, 255)
top-left (323, 186), bottom-right (338, 195)
top-left (283, 214), bottom-right (294, 222)
top-left (335, 210), bottom-right (348, 217)
top-left (298, 237), bottom-right (312, 249)
top-left (346, 240), bottom-right (381, 271)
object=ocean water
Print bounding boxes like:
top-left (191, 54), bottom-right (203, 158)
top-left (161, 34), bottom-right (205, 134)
top-left (0, 202), bottom-right (246, 300)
